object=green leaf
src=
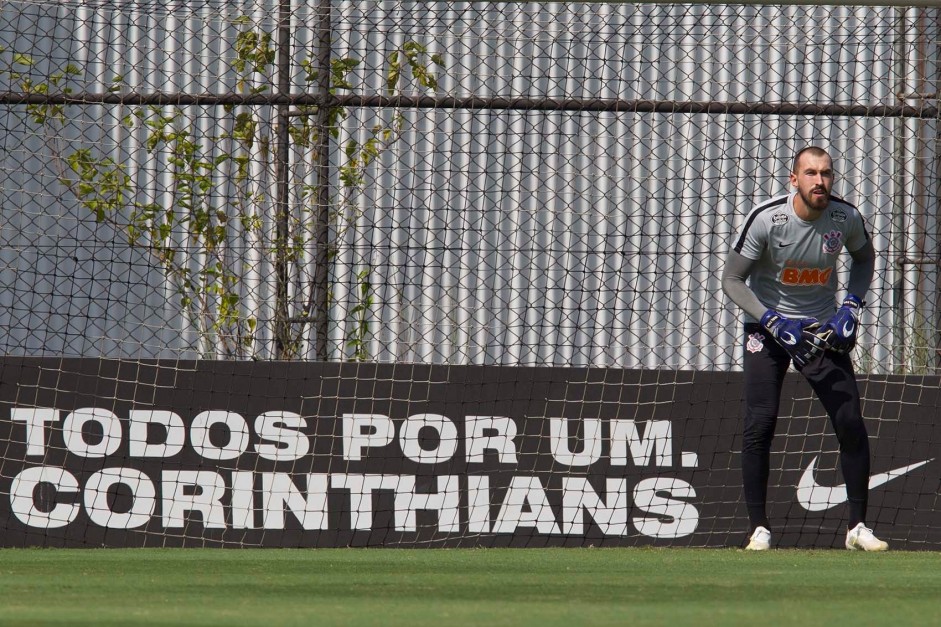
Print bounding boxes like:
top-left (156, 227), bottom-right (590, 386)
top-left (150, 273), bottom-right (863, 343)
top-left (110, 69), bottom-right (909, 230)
top-left (386, 51), bottom-right (401, 95)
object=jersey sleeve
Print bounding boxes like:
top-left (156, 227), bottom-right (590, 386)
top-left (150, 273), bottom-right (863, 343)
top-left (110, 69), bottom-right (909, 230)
top-left (845, 209), bottom-right (871, 252)
top-left (733, 209), bottom-right (768, 260)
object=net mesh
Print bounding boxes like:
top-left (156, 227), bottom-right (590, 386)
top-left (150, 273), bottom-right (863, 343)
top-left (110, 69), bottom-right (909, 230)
top-left (0, 1), bottom-right (939, 549)
top-left (1, 1), bottom-right (938, 370)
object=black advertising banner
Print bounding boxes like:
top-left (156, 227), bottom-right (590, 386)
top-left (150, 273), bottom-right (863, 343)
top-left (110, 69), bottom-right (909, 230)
top-left (0, 358), bottom-right (938, 549)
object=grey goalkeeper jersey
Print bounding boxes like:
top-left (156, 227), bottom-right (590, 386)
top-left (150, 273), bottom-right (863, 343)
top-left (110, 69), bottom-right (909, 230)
top-left (732, 192), bottom-right (870, 322)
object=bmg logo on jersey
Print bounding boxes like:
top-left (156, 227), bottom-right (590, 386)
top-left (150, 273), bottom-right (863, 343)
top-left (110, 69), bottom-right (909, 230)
top-left (822, 230), bottom-right (843, 254)
top-left (781, 266), bottom-right (833, 286)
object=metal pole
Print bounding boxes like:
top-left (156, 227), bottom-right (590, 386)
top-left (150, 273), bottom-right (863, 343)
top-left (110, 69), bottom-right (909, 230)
top-left (274, 0), bottom-right (292, 359)
top-left (891, 8), bottom-right (908, 372)
top-left (312, 0), bottom-right (332, 361)
top-left (931, 12), bottom-right (941, 372)
top-left (912, 8), bottom-right (932, 373)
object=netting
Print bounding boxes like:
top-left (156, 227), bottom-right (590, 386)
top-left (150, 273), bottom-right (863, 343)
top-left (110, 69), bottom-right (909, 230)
top-left (2, 1), bottom-right (939, 370)
top-left (0, 1), bottom-right (939, 549)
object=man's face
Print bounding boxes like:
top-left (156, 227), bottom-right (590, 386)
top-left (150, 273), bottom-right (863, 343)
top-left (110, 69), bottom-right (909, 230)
top-left (790, 152), bottom-right (834, 213)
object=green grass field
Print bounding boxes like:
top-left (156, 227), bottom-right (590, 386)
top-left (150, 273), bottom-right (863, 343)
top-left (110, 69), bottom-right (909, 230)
top-left (0, 547), bottom-right (939, 626)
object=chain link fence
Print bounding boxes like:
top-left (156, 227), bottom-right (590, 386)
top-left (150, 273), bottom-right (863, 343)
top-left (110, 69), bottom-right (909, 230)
top-left (1, 1), bottom-right (939, 372)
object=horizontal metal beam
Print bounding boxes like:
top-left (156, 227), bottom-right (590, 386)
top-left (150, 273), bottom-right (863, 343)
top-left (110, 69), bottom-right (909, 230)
top-left (541, 0), bottom-right (941, 6)
top-left (1, 92), bottom-right (938, 119)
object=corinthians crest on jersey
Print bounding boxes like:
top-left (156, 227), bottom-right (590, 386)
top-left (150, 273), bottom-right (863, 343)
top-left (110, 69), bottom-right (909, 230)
top-left (822, 230), bottom-right (843, 254)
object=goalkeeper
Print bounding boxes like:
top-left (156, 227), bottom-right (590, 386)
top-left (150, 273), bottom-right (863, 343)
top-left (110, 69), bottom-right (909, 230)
top-left (721, 146), bottom-right (886, 551)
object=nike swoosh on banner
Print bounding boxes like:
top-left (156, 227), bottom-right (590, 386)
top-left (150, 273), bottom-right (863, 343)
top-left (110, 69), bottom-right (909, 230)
top-left (796, 456), bottom-right (934, 512)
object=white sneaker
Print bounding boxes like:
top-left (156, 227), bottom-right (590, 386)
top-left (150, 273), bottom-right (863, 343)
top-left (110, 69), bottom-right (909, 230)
top-left (745, 526), bottom-right (771, 551)
top-left (845, 523), bottom-right (889, 551)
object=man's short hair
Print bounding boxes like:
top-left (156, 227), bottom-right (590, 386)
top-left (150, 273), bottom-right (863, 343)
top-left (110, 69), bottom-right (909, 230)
top-left (792, 146), bottom-right (830, 174)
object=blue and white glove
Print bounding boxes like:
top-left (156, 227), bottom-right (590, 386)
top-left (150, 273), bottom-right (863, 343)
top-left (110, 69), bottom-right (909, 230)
top-left (821, 295), bottom-right (863, 354)
top-left (760, 309), bottom-right (828, 367)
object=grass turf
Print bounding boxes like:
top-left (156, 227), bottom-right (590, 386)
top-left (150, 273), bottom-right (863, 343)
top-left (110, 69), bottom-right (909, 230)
top-left (0, 547), bottom-right (939, 626)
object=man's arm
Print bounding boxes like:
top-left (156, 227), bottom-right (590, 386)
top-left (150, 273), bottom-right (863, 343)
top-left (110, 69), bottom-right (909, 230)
top-left (721, 251), bottom-right (766, 320)
top-left (722, 250), bottom-right (828, 366)
top-left (845, 239), bottom-right (876, 302)
top-left (819, 239), bottom-right (876, 354)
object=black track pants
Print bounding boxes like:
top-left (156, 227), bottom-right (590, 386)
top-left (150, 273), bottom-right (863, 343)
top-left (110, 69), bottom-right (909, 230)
top-left (740, 323), bottom-right (870, 530)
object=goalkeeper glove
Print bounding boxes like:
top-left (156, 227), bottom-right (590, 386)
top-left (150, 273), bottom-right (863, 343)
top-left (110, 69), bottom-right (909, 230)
top-left (821, 294), bottom-right (863, 354)
top-left (760, 309), bottom-right (828, 367)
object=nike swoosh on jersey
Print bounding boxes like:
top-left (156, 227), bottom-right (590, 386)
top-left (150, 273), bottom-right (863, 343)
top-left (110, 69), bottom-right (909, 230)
top-left (796, 456), bottom-right (934, 512)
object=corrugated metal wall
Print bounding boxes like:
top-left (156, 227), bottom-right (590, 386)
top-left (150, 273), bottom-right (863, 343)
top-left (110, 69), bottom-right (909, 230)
top-left (0, 1), bottom-right (938, 371)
